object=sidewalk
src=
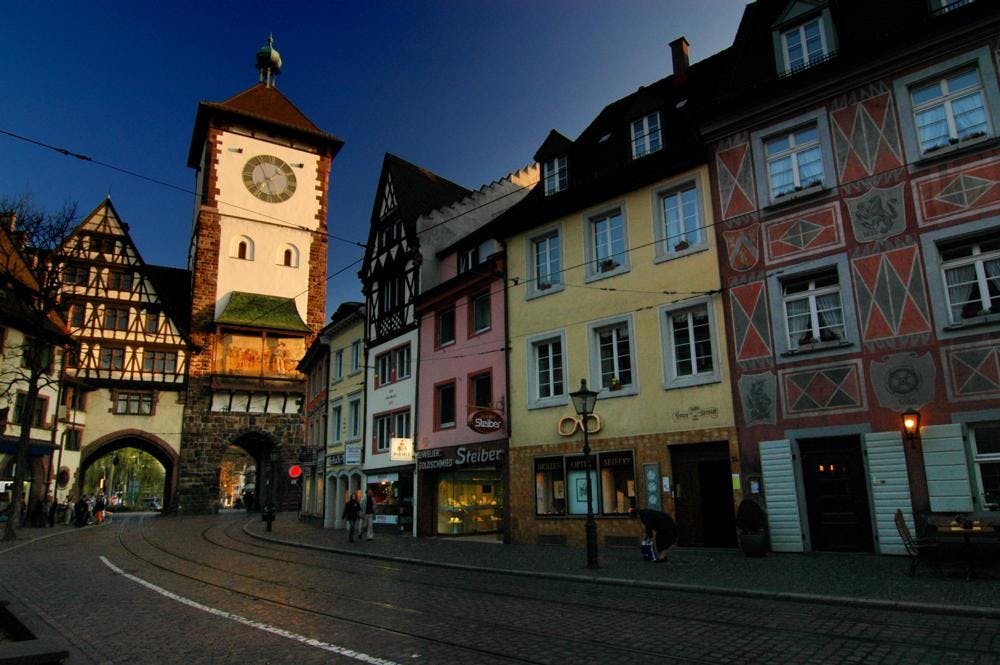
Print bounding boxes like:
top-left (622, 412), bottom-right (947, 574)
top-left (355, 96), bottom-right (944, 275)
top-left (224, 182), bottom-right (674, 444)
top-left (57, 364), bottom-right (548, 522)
top-left (247, 512), bottom-right (1000, 619)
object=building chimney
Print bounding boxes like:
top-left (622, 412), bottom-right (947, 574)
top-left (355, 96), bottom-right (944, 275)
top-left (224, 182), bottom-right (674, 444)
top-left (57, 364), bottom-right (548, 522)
top-left (670, 36), bottom-right (690, 76)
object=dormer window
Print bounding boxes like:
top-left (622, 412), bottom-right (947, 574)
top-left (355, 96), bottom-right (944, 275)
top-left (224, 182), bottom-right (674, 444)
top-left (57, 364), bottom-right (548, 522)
top-left (543, 156), bottom-right (568, 195)
top-left (774, 3), bottom-right (837, 77)
top-left (630, 113), bottom-right (661, 159)
top-left (782, 19), bottom-right (828, 73)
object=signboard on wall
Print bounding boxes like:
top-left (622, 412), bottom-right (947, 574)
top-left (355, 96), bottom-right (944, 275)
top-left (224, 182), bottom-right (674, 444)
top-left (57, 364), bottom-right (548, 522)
top-left (345, 444), bottom-right (362, 465)
top-left (390, 437), bottom-right (414, 462)
top-left (417, 440), bottom-right (506, 471)
top-left (468, 409), bottom-right (504, 434)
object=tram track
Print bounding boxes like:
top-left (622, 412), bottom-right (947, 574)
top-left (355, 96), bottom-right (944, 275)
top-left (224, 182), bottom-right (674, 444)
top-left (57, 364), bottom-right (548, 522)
top-left (200, 517), bottom-right (1000, 658)
top-left (112, 516), bottom-right (724, 665)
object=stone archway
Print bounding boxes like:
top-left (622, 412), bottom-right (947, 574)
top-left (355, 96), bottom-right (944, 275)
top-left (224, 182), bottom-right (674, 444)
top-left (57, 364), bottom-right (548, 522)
top-left (78, 430), bottom-right (179, 512)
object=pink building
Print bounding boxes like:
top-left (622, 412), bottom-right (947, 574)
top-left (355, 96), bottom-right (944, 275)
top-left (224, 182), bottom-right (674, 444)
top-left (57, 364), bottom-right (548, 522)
top-left (416, 246), bottom-right (508, 538)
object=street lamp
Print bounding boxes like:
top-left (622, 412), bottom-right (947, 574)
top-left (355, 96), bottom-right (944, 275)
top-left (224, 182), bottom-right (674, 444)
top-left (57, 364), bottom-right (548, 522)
top-left (569, 378), bottom-right (599, 569)
top-left (901, 410), bottom-right (921, 448)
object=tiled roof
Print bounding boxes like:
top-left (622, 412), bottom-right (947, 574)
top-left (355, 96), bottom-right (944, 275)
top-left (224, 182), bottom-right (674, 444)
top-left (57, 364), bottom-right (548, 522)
top-left (145, 264), bottom-right (192, 335)
top-left (216, 291), bottom-right (310, 333)
top-left (382, 153), bottom-right (471, 224)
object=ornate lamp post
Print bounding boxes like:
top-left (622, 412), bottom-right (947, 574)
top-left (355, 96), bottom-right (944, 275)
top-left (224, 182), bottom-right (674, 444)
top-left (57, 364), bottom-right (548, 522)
top-left (569, 379), bottom-right (600, 569)
top-left (901, 410), bottom-right (921, 448)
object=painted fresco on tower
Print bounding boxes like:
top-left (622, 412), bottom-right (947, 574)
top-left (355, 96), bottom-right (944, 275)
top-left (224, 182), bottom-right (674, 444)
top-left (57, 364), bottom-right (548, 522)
top-left (216, 333), bottom-right (305, 377)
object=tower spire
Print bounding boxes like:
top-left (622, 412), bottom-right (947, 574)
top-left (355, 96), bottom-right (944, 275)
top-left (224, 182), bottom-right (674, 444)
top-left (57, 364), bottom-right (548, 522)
top-left (256, 34), bottom-right (282, 87)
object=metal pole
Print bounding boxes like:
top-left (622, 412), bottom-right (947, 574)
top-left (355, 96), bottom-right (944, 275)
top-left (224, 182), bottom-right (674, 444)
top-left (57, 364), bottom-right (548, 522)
top-left (582, 425), bottom-right (598, 569)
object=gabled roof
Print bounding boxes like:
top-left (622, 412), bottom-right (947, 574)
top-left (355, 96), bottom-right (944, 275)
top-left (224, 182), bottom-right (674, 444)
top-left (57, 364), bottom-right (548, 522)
top-left (187, 83), bottom-right (343, 167)
top-left (216, 291), bottom-right (310, 333)
top-left (0, 227), bottom-right (70, 343)
top-left (373, 153), bottom-right (470, 227)
top-left (533, 130), bottom-right (574, 162)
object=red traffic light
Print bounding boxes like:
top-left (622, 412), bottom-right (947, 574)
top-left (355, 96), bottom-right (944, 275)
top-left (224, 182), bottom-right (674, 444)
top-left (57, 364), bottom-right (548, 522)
top-left (288, 464), bottom-right (303, 479)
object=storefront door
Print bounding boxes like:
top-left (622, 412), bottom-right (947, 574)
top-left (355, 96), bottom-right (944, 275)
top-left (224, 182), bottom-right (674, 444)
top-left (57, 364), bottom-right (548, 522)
top-left (799, 437), bottom-right (873, 552)
top-left (670, 442), bottom-right (737, 548)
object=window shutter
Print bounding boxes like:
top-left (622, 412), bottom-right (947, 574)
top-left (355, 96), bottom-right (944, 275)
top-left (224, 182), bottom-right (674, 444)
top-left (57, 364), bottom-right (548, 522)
top-left (862, 432), bottom-right (913, 555)
top-left (760, 439), bottom-right (805, 552)
top-left (920, 423), bottom-right (973, 513)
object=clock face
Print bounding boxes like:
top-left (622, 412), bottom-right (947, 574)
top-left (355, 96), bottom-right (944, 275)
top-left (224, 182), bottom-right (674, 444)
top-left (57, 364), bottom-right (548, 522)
top-left (242, 154), bottom-right (297, 203)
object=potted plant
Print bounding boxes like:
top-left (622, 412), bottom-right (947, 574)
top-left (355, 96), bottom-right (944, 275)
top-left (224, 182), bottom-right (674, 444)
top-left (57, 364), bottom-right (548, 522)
top-left (599, 258), bottom-right (617, 273)
top-left (735, 498), bottom-right (768, 557)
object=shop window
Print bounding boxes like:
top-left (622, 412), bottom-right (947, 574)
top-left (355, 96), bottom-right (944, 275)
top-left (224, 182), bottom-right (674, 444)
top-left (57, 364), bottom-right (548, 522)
top-left (435, 382), bottom-right (456, 430)
top-left (436, 469), bottom-right (503, 535)
top-left (534, 451), bottom-right (635, 517)
top-left (534, 456), bottom-right (567, 516)
top-left (970, 422), bottom-right (1000, 510)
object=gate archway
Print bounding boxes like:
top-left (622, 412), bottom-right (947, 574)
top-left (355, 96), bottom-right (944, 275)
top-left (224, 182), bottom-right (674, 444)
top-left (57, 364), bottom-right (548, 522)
top-left (78, 430), bottom-right (179, 512)
top-left (225, 428), bottom-right (280, 512)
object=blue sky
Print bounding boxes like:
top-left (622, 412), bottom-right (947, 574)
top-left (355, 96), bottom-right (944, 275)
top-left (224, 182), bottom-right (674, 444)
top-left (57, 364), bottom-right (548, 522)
top-left (3, 1), bottom-right (747, 312)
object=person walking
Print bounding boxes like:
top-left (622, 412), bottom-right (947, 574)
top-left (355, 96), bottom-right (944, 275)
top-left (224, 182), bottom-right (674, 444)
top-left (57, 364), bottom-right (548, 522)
top-left (74, 494), bottom-right (90, 528)
top-left (362, 488), bottom-right (376, 541)
top-left (94, 492), bottom-right (107, 525)
top-left (631, 507), bottom-right (678, 562)
top-left (342, 491), bottom-right (360, 543)
top-left (64, 495), bottom-right (75, 525)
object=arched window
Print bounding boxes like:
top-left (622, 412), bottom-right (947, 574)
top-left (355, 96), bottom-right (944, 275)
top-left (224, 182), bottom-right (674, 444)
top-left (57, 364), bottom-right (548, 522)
top-left (277, 244), bottom-right (299, 268)
top-left (231, 235), bottom-right (254, 261)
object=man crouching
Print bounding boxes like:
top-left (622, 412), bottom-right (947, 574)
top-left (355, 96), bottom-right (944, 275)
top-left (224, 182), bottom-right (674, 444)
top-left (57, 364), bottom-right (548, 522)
top-left (630, 507), bottom-right (677, 562)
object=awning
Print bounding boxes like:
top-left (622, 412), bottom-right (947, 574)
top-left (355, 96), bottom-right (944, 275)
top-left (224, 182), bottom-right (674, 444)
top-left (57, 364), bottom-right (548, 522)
top-left (216, 292), bottom-right (310, 333)
top-left (0, 436), bottom-right (58, 457)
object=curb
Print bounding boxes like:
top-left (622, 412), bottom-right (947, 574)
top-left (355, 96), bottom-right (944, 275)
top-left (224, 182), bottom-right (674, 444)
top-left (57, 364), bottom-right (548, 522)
top-left (243, 523), bottom-right (1000, 620)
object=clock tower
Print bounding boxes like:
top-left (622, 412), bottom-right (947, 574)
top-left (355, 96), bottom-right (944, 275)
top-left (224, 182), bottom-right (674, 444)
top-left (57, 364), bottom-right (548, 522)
top-left (179, 37), bottom-right (344, 513)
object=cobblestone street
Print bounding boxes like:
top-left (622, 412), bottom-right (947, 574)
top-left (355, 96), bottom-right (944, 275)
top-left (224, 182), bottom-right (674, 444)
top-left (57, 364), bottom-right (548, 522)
top-left (2, 514), bottom-right (999, 664)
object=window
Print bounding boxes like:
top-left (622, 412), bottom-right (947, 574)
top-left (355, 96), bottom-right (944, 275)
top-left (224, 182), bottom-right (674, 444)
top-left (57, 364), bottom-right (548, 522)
top-left (534, 451), bottom-right (635, 516)
top-left (435, 382), bottom-right (456, 429)
top-left (146, 309), bottom-right (161, 333)
top-left (543, 156), bottom-right (568, 195)
top-left (70, 304), bottom-right (86, 327)
top-left (13, 393), bottom-right (46, 428)
top-left (939, 234), bottom-right (1000, 323)
top-left (143, 350), bottom-right (177, 373)
top-left (114, 390), bottom-right (153, 415)
top-left (232, 235), bottom-right (254, 260)
top-left (894, 47), bottom-right (1000, 164)
top-left (458, 247), bottom-right (479, 274)
top-left (237, 241), bottom-right (249, 260)
top-left (781, 18), bottom-right (828, 73)
top-left (470, 371), bottom-right (492, 408)
top-left (437, 307), bottom-right (456, 347)
top-left (587, 208), bottom-right (628, 278)
top-left (376, 345), bottom-right (410, 386)
top-left (64, 428), bottom-right (82, 452)
top-left (332, 349), bottom-right (343, 381)
top-left (99, 347), bottom-right (125, 371)
top-left (931, 0), bottom-right (976, 15)
top-left (655, 177), bottom-right (706, 260)
top-left (662, 301), bottom-right (719, 388)
top-left (970, 422), bottom-right (1000, 509)
top-left (630, 112), bottom-right (661, 158)
top-left (374, 409), bottom-right (410, 453)
top-left (766, 126), bottom-right (823, 199)
top-left (528, 332), bottom-right (567, 409)
top-left (104, 306), bottom-right (129, 331)
top-left (350, 340), bottom-right (362, 373)
top-left (528, 228), bottom-right (562, 297)
top-left (751, 110), bottom-right (834, 208)
top-left (20, 337), bottom-right (53, 372)
top-left (347, 395), bottom-right (362, 440)
top-left (394, 345), bottom-right (411, 380)
top-left (64, 385), bottom-right (87, 411)
top-left (378, 276), bottom-right (405, 315)
top-left (63, 264), bottom-right (88, 285)
top-left (279, 245), bottom-right (299, 268)
top-left (331, 402), bottom-right (343, 444)
top-left (594, 321), bottom-right (634, 393)
top-left (911, 68), bottom-right (989, 155)
top-left (108, 270), bottom-right (133, 292)
top-left (470, 292), bottom-right (491, 334)
top-left (782, 270), bottom-right (845, 349)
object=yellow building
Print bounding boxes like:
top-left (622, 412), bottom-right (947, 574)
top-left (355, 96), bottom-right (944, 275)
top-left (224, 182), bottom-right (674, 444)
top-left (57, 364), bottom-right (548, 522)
top-left (493, 48), bottom-right (741, 548)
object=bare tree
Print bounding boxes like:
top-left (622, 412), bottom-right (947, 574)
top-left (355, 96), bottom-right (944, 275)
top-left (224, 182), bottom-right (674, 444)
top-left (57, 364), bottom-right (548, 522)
top-left (0, 193), bottom-right (77, 542)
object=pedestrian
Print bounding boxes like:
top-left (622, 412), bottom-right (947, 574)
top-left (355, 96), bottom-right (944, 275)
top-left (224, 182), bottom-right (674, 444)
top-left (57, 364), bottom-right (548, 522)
top-left (630, 507), bottom-right (678, 562)
top-left (47, 495), bottom-right (58, 527)
top-left (64, 495), bottom-right (76, 525)
top-left (342, 491), bottom-right (360, 543)
top-left (94, 492), bottom-right (107, 525)
top-left (74, 494), bottom-right (90, 528)
top-left (362, 488), bottom-right (376, 541)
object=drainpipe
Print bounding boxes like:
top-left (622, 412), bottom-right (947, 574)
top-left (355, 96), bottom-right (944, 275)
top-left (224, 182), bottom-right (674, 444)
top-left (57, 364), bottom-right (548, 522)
top-left (499, 241), bottom-right (513, 545)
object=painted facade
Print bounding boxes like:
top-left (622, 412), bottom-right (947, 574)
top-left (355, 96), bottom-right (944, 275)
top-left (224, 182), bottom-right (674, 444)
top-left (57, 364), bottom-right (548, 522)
top-left (704, 0), bottom-right (1000, 553)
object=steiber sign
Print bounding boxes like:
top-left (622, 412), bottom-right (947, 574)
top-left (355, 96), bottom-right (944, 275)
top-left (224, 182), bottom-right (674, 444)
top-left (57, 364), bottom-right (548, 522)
top-left (468, 409), bottom-right (504, 434)
top-left (417, 440), bottom-right (506, 471)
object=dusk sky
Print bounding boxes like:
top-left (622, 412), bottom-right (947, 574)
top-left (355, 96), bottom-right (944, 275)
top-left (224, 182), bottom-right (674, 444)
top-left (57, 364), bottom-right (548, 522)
top-left (3, 1), bottom-right (747, 313)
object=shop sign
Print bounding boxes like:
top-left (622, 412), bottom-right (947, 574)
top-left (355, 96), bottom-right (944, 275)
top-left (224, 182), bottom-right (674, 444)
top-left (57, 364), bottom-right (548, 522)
top-left (468, 409), bottom-right (504, 434)
top-left (345, 444), bottom-right (362, 465)
top-left (328, 453), bottom-right (345, 466)
top-left (390, 437), bottom-right (414, 462)
top-left (417, 441), bottom-right (506, 471)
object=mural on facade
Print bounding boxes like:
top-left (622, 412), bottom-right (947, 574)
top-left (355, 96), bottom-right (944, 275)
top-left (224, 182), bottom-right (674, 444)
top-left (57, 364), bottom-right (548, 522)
top-left (829, 84), bottom-right (903, 182)
top-left (730, 280), bottom-right (773, 364)
top-left (942, 340), bottom-right (1000, 402)
top-left (844, 174), bottom-right (906, 242)
top-left (913, 156), bottom-right (1000, 226)
top-left (851, 243), bottom-right (932, 344)
top-left (216, 334), bottom-right (305, 377)
top-left (723, 223), bottom-right (761, 272)
top-left (738, 371), bottom-right (777, 426)
top-left (763, 203), bottom-right (845, 264)
top-left (715, 136), bottom-right (757, 220)
top-left (779, 360), bottom-right (866, 418)
top-left (870, 352), bottom-right (936, 411)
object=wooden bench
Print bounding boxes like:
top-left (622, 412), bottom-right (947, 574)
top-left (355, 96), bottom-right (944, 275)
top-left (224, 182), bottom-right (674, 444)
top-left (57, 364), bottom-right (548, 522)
top-left (895, 509), bottom-right (942, 577)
